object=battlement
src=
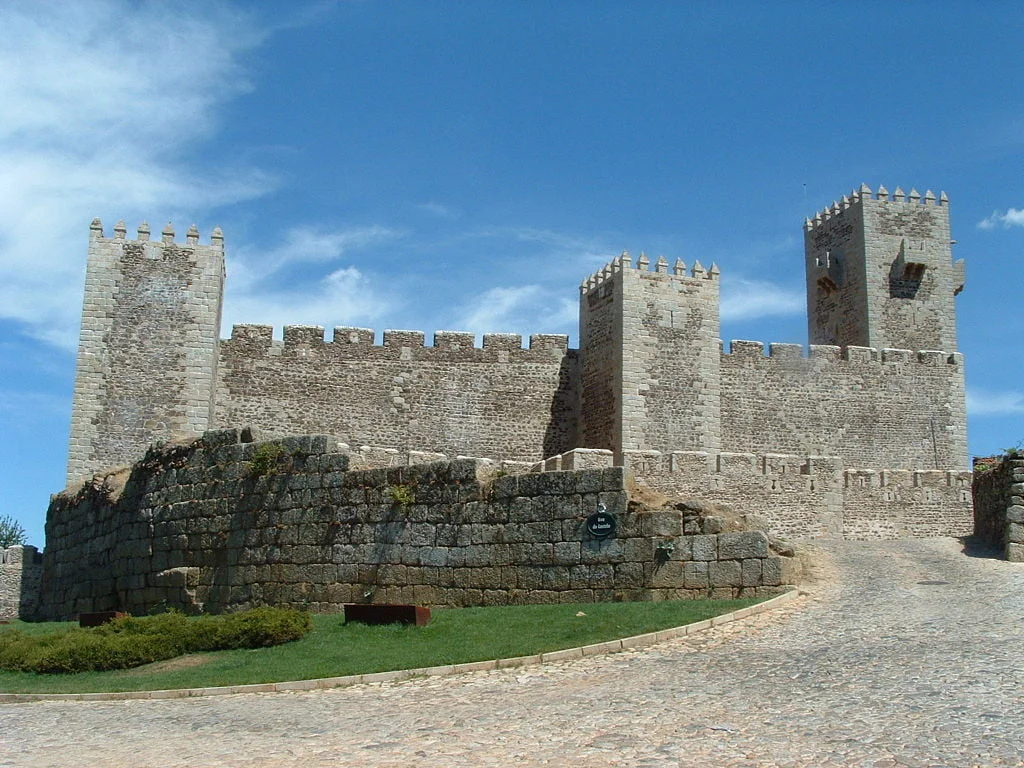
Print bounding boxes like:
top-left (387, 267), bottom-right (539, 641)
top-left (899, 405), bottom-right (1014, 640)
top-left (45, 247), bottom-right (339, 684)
top-left (580, 250), bottom-right (719, 295)
top-left (88, 219), bottom-right (224, 248)
top-left (224, 324), bottom-right (572, 359)
top-left (720, 341), bottom-right (963, 366)
top-left (804, 183), bottom-right (949, 232)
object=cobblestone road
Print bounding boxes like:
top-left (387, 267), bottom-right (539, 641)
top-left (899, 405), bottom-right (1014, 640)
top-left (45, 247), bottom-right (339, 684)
top-left (2, 539), bottom-right (1022, 768)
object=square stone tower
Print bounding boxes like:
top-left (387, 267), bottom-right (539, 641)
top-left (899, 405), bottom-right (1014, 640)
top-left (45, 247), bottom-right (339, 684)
top-left (579, 252), bottom-right (721, 459)
top-left (805, 184), bottom-right (965, 352)
top-left (66, 221), bottom-right (225, 484)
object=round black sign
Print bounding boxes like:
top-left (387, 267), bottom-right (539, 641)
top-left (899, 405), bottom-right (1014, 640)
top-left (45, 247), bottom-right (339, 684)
top-left (585, 508), bottom-right (617, 539)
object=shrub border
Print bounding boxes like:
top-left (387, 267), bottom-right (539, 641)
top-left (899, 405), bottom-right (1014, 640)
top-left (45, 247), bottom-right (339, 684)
top-left (0, 589), bottom-right (798, 703)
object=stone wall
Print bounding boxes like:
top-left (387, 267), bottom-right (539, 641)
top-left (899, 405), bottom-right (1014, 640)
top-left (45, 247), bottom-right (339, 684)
top-left (579, 254), bottom-right (721, 458)
top-left (620, 450), bottom-right (972, 540)
top-left (216, 326), bottom-right (579, 463)
top-left (719, 342), bottom-right (967, 470)
top-left (805, 185), bottom-right (963, 353)
top-left (973, 458), bottom-right (1024, 561)
top-left (36, 431), bottom-right (795, 620)
top-left (0, 545), bottom-right (43, 621)
top-left (67, 222), bottom-right (224, 484)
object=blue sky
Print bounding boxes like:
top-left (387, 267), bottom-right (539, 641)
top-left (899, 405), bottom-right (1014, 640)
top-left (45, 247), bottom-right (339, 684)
top-left (2, 1), bottom-right (1022, 547)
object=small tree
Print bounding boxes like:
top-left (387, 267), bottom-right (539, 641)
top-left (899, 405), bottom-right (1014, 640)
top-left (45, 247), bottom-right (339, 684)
top-left (0, 515), bottom-right (27, 548)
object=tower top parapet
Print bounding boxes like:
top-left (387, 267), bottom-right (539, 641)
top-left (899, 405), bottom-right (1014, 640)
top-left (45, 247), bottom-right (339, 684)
top-left (87, 219), bottom-right (224, 248)
top-left (804, 184), bottom-right (949, 232)
top-left (580, 250), bottom-right (719, 295)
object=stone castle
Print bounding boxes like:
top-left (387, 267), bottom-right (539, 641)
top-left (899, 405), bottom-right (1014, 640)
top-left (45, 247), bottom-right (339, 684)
top-left (4, 183), bottom-right (974, 620)
top-left (66, 184), bottom-right (970, 540)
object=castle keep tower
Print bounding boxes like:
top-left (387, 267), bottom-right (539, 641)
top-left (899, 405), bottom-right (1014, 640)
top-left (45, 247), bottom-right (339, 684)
top-left (805, 184), bottom-right (965, 352)
top-left (579, 253), bottom-right (721, 458)
top-left (66, 221), bottom-right (225, 484)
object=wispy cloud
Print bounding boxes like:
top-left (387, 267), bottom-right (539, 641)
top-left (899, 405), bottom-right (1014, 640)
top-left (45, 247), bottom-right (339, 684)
top-left (224, 266), bottom-right (394, 336)
top-left (967, 389), bottom-right (1024, 417)
top-left (720, 278), bottom-right (804, 321)
top-left (978, 209), bottom-right (1024, 229)
top-left (453, 286), bottom-right (577, 339)
top-left (229, 225), bottom-right (402, 290)
top-left (224, 224), bottom-right (400, 333)
top-left (416, 202), bottom-right (461, 219)
top-left (0, 1), bottom-right (272, 350)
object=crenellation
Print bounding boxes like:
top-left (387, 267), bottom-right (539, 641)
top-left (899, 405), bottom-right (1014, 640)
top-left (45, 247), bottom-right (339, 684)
top-left (482, 333), bottom-right (523, 350)
top-left (768, 343), bottom-right (803, 360)
top-left (64, 184), bottom-right (969, 557)
top-left (383, 329), bottom-right (426, 347)
top-left (726, 340), bottom-right (765, 357)
top-left (434, 330), bottom-right (476, 349)
top-left (283, 325), bottom-right (326, 347)
top-left (529, 333), bottom-right (569, 351)
top-left (333, 326), bottom-right (375, 344)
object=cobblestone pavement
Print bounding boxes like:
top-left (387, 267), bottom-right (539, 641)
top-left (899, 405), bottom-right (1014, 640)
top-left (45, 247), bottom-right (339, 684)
top-left (2, 539), bottom-right (1022, 768)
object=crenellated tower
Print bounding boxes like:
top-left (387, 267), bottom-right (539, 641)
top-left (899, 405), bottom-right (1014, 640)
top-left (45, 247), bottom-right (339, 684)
top-left (579, 252), bottom-right (721, 459)
top-left (66, 220), bottom-right (225, 484)
top-left (805, 184), bottom-right (965, 352)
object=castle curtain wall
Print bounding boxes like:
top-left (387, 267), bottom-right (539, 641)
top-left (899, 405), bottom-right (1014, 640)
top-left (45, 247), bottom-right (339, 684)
top-left (718, 342), bottom-right (968, 470)
top-left (215, 326), bottom-right (579, 462)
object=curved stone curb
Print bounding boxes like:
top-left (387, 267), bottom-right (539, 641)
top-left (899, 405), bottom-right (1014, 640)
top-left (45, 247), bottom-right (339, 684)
top-left (0, 589), bottom-right (798, 704)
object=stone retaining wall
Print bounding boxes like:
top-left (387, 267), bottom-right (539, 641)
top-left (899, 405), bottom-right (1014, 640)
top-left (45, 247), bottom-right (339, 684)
top-left (36, 430), bottom-right (796, 620)
top-left (972, 458), bottom-right (1024, 561)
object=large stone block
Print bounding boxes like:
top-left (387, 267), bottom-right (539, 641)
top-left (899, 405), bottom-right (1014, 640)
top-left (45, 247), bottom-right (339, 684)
top-left (683, 561), bottom-right (709, 589)
top-left (741, 558), bottom-right (762, 587)
top-left (650, 560), bottom-right (684, 588)
top-left (690, 535), bottom-right (717, 561)
top-left (718, 531), bottom-right (769, 560)
top-left (708, 560), bottom-right (742, 588)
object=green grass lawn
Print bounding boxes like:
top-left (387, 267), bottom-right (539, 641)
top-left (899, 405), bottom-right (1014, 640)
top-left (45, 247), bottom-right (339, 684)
top-left (0, 597), bottom-right (761, 694)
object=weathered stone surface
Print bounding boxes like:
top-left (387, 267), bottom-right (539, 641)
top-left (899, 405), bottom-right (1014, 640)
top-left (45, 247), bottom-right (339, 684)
top-left (718, 532), bottom-right (769, 560)
top-left (35, 438), bottom-right (797, 619)
top-left (708, 560), bottom-right (741, 588)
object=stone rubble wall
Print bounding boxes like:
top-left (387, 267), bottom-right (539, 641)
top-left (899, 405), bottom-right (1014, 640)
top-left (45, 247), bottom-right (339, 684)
top-left (216, 326), bottom-right (579, 464)
top-left (972, 458), bottom-right (1024, 561)
top-left (719, 342), bottom-right (967, 471)
top-left (67, 223), bottom-right (225, 485)
top-left (36, 430), bottom-right (795, 620)
top-left (0, 545), bottom-right (43, 621)
top-left (620, 450), bottom-right (972, 540)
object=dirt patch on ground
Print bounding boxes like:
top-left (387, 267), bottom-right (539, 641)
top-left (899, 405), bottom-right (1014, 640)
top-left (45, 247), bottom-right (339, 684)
top-left (124, 654), bottom-right (210, 675)
top-left (792, 543), bottom-right (838, 595)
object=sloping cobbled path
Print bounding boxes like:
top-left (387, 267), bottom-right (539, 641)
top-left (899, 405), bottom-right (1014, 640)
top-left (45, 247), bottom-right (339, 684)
top-left (1, 539), bottom-right (1022, 767)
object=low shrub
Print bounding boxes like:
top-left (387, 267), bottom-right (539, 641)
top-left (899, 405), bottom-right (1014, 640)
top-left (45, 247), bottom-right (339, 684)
top-left (0, 607), bottom-right (311, 674)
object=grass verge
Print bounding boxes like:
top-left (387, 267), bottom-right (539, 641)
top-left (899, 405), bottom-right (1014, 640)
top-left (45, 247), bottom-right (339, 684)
top-left (0, 597), bottom-right (761, 694)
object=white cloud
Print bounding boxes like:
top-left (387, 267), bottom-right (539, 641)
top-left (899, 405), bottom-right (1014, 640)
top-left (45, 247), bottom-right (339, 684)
top-left (224, 266), bottom-right (394, 339)
top-left (0, 1), bottom-right (272, 350)
top-left (453, 286), bottom-right (577, 339)
top-left (978, 209), bottom-right (1024, 229)
top-left (229, 225), bottom-right (402, 292)
top-left (223, 224), bottom-right (400, 334)
top-left (416, 202), bottom-right (461, 219)
top-left (966, 389), bottom-right (1024, 417)
top-left (720, 278), bottom-right (805, 321)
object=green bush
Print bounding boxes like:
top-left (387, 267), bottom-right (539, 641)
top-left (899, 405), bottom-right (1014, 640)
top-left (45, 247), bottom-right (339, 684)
top-left (249, 443), bottom-right (288, 476)
top-left (387, 483), bottom-right (415, 506)
top-left (0, 607), bottom-right (311, 674)
top-left (0, 514), bottom-right (26, 548)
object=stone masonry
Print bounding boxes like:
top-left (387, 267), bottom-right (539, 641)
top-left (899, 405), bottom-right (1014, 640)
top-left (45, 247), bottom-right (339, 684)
top-left (62, 184), bottom-right (970, 541)
top-left (36, 430), bottom-right (797, 620)
top-left (0, 545), bottom-right (43, 621)
top-left (972, 457), bottom-right (1024, 561)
